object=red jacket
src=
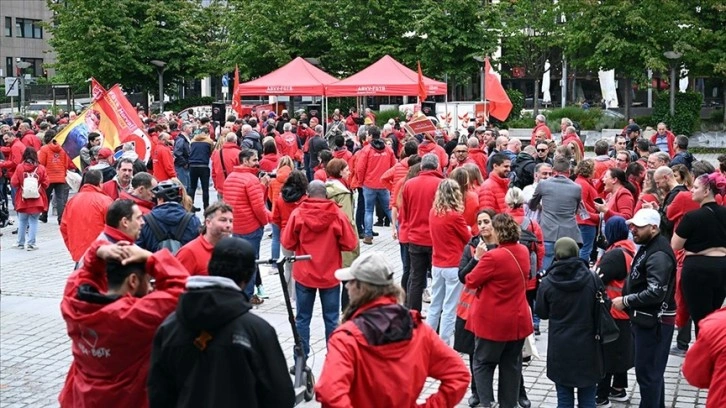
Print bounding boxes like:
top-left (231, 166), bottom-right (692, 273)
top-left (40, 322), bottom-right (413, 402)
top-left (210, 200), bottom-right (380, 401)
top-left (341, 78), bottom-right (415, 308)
top-left (118, 191), bottom-right (154, 215)
top-left (0, 138), bottom-right (27, 180)
top-left (463, 189), bottom-right (480, 234)
top-left (575, 176), bottom-right (600, 227)
top-left (380, 157), bottom-right (410, 192)
top-left (315, 296), bottom-right (470, 408)
top-left (268, 166), bottom-right (291, 210)
top-left (446, 156), bottom-right (475, 176)
top-left (468, 148), bottom-right (489, 179)
top-left (561, 133), bottom-right (585, 157)
top-left (592, 155), bottom-right (615, 187)
top-left (355, 140), bottom-right (396, 190)
top-left (400, 170), bottom-right (444, 247)
top-left (38, 142), bottom-right (73, 184)
top-left (477, 172), bottom-right (509, 213)
top-left (281, 198), bottom-right (357, 289)
top-left (259, 153), bottom-right (279, 173)
top-left (275, 132), bottom-right (302, 162)
top-left (10, 161), bottom-right (49, 214)
top-left (604, 187), bottom-right (635, 220)
top-left (176, 235), bottom-right (213, 276)
top-left (666, 190), bottom-right (699, 231)
top-left (333, 147), bottom-right (353, 165)
top-left (211, 142), bottom-right (241, 196)
top-left (530, 123), bottom-right (552, 145)
top-left (224, 166), bottom-right (271, 235)
top-left (348, 150), bottom-right (363, 189)
top-left (102, 179), bottom-right (130, 200)
top-left (465, 243), bottom-right (534, 341)
top-left (429, 209), bottom-right (470, 267)
top-left (345, 114), bottom-right (359, 134)
top-left (61, 184), bottom-right (114, 262)
top-left (418, 141), bottom-right (448, 171)
top-left (152, 144), bottom-right (176, 182)
top-left (314, 167), bottom-right (327, 182)
top-left (59, 244), bottom-right (188, 408)
top-left (683, 308), bottom-right (726, 408)
top-left (271, 195), bottom-right (306, 232)
top-left (650, 131), bottom-right (676, 159)
top-left (21, 130), bottom-right (41, 150)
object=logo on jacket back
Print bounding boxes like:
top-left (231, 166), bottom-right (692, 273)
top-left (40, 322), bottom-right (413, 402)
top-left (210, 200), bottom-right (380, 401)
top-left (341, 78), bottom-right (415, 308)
top-left (77, 327), bottom-right (111, 358)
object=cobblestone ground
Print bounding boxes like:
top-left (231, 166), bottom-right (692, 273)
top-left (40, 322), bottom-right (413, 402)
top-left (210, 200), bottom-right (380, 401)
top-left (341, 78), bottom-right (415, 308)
top-left (2, 152), bottom-right (718, 407)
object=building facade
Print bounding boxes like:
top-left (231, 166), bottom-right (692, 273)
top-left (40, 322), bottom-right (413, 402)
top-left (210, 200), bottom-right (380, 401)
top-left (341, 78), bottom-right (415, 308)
top-left (0, 0), bottom-right (56, 79)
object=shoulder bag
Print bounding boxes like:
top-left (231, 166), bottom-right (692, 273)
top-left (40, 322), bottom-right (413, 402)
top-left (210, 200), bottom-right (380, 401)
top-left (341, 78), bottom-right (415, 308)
top-left (590, 271), bottom-right (620, 344)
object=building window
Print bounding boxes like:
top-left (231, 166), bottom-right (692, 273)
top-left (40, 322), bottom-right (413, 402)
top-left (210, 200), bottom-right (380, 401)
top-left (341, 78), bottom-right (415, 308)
top-left (4, 17), bottom-right (11, 37)
top-left (6, 57), bottom-right (13, 78)
top-left (17, 58), bottom-right (44, 77)
top-left (15, 18), bottom-right (42, 39)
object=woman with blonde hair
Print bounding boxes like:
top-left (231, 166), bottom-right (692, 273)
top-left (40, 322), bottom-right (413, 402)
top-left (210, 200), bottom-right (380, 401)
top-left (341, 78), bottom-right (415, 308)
top-left (170, 176), bottom-right (194, 212)
top-left (426, 178), bottom-right (471, 345)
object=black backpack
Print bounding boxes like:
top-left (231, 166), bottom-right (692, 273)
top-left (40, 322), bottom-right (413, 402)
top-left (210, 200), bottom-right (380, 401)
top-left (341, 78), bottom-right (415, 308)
top-left (143, 212), bottom-right (194, 254)
top-left (519, 217), bottom-right (540, 279)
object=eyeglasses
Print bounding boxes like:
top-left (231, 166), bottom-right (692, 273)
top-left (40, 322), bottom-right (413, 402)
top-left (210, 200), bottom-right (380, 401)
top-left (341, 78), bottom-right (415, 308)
top-left (537, 149), bottom-right (547, 152)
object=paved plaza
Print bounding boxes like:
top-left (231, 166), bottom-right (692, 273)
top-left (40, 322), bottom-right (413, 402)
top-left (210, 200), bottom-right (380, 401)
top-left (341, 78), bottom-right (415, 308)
top-left (1, 154), bottom-right (719, 407)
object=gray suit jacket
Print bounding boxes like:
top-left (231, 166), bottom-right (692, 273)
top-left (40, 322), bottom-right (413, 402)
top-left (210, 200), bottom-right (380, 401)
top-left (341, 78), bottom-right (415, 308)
top-left (529, 175), bottom-right (583, 244)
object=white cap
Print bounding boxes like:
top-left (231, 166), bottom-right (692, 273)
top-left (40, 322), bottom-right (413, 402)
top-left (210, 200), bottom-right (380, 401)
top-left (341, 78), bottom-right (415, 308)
top-left (334, 252), bottom-right (394, 286)
top-left (627, 209), bottom-right (661, 227)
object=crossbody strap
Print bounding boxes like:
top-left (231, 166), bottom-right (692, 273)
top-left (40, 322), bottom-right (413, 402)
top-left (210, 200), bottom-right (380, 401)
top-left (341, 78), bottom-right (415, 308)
top-left (219, 148), bottom-right (228, 178)
top-left (502, 247), bottom-right (527, 291)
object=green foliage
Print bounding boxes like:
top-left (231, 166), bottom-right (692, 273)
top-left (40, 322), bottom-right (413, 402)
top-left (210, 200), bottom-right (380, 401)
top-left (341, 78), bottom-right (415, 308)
top-left (634, 115), bottom-right (655, 128)
top-left (376, 109), bottom-right (404, 126)
top-left (165, 97), bottom-right (216, 113)
top-left (506, 89), bottom-right (525, 121)
top-left (652, 91), bottom-right (703, 135)
top-left (326, 98), bottom-right (358, 116)
top-left (503, 112), bottom-right (534, 129)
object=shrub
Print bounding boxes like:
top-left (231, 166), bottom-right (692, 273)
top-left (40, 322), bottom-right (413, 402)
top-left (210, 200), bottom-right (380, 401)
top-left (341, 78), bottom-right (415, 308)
top-left (651, 91), bottom-right (702, 135)
top-left (634, 115), bottom-right (655, 128)
top-left (506, 89), bottom-right (525, 121)
top-left (375, 109), bottom-right (403, 126)
top-left (165, 96), bottom-right (215, 113)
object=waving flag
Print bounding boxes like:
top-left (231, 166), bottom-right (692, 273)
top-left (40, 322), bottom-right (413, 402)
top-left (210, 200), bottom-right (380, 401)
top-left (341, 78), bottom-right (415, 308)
top-left (417, 61), bottom-right (428, 103)
top-left (90, 78), bottom-right (106, 102)
top-left (231, 65), bottom-right (245, 117)
top-left (484, 58), bottom-right (513, 121)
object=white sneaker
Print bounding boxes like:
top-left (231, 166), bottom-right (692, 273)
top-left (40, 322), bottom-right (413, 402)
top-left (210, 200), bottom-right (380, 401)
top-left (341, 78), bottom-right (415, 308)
top-left (11, 243), bottom-right (24, 250)
top-left (422, 289), bottom-right (432, 303)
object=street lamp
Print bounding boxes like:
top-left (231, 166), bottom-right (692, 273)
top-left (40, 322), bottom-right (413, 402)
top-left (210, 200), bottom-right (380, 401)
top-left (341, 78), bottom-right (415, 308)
top-left (16, 60), bottom-right (31, 114)
top-left (150, 60), bottom-right (166, 113)
top-left (473, 56), bottom-right (485, 103)
top-left (663, 51), bottom-right (682, 117)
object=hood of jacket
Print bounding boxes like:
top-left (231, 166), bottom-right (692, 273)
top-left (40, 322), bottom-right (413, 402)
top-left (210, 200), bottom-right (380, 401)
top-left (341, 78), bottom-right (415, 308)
top-left (370, 138), bottom-right (386, 151)
top-left (673, 151), bottom-right (694, 166)
top-left (176, 276), bottom-right (251, 331)
top-left (281, 183), bottom-right (306, 203)
top-left (349, 296), bottom-right (416, 357)
top-left (295, 198), bottom-right (341, 231)
top-left (545, 257), bottom-right (591, 292)
top-left (47, 142), bottom-right (63, 153)
top-left (18, 161), bottom-right (38, 173)
top-left (515, 151), bottom-right (535, 167)
top-left (245, 130), bottom-right (261, 141)
top-left (192, 133), bottom-right (214, 144)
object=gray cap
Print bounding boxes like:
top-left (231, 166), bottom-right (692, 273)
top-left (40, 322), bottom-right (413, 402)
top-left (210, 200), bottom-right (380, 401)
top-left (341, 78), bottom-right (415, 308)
top-left (334, 252), bottom-right (394, 286)
top-left (475, 126), bottom-right (487, 133)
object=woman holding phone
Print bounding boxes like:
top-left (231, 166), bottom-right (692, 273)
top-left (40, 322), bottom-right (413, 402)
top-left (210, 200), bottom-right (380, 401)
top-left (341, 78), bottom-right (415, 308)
top-left (594, 168), bottom-right (636, 220)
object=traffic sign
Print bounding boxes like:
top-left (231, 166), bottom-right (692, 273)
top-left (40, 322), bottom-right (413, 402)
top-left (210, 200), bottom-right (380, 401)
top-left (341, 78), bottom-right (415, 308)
top-left (4, 77), bottom-right (19, 97)
top-left (221, 74), bottom-right (229, 87)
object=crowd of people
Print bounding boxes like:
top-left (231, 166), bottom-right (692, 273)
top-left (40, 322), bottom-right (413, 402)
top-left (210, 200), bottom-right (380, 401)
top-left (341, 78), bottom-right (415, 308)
top-left (1, 107), bottom-right (726, 408)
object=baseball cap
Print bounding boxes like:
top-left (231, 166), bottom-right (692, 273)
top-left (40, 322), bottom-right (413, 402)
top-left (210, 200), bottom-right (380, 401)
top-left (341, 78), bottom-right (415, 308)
top-left (626, 124), bottom-right (641, 134)
top-left (475, 126), bottom-right (487, 133)
top-left (97, 147), bottom-right (114, 160)
top-left (627, 209), bottom-right (660, 227)
top-left (334, 252), bottom-right (394, 286)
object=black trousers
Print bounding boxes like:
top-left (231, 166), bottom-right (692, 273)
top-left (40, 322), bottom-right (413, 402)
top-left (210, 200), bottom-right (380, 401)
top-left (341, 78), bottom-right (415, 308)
top-left (406, 243), bottom-right (432, 312)
top-left (355, 188), bottom-right (365, 233)
top-left (597, 372), bottom-right (628, 399)
top-left (189, 166), bottom-right (210, 209)
top-left (681, 255), bottom-right (726, 337)
top-left (473, 337), bottom-right (525, 408)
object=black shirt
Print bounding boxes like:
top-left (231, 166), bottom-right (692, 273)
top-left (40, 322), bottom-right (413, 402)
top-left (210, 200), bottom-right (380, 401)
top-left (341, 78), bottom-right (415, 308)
top-left (675, 202), bottom-right (726, 253)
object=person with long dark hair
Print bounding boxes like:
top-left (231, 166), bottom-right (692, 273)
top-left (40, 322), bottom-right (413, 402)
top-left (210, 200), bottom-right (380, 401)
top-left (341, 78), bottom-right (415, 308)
top-left (595, 167), bottom-right (636, 221)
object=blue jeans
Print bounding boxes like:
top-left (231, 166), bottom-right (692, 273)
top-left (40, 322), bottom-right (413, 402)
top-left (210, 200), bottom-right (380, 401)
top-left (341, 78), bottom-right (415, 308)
top-left (555, 384), bottom-right (597, 408)
top-left (270, 223), bottom-right (281, 260)
top-left (579, 225), bottom-right (596, 262)
top-left (362, 187), bottom-right (391, 237)
top-left (295, 282), bottom-right (340, 358)
top-left (426, 266), bottom-right (463, 345)
top-left (633, 322), bottom-right (674, 408)
top-left (16, 212), bottom-right (40, 246)
top-left (235, 227), bottom-right (263, 297)
top-left (175, 165), bottom-right (190, 191)
top-left (543, 241), bottom-right (556, 271)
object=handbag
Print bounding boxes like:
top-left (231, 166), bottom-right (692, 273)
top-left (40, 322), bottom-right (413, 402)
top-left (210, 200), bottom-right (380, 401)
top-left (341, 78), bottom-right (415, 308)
top-left (590, 272), bottom-right (619, 343)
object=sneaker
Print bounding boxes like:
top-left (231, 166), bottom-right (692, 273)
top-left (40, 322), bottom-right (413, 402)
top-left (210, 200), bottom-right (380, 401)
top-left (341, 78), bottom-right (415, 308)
top-left (256, 285), bottom-right (269, 299)
top-left (467, 395), bottom-right (480, 407)
top-left (422, 289), bottom-right (432, 303)
top-left (11, 243), bottom-right (24, 250)
top-left (362, 236), bottom-right (373, 245)
top-left (250, 294), bottom-right (264, 305)
top-left (595, 396), bottom-right (611, 407)
top-left (534, 326), bottom-right (541, 336)
top-left (609, 388), bottom-right (628, 402)
top-left (25, 244), bottom-right (38, 251)
top-left (669, 345), bottom-right (687, 357)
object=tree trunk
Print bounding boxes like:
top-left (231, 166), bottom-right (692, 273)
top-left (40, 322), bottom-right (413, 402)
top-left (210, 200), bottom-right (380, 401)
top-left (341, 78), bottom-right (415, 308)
top-left (533, 78), bottom-right (541, 116)
top-left (623, 77), bottom-right (632, 121)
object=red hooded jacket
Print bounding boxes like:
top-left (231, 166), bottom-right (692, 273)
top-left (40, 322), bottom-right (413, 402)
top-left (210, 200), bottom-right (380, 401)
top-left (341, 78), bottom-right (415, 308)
top-left (59, 244), bottom-right (188, 408)
top-left (211, 142), bottom-right (241, 196)
top-left (152, 143), bottom-right (176, 182)
top-left (682, 308), bottom-right (726, 408)
top-left (281, 198), bottom-right (357, 289)
top-left (224, 166), bottom-right (271, 235)
top-left (21, 130), bottom-right (41, 150)
top-left (275, 132), bottom-right (302, 162)
top-left (477, 171), bottom-right (510, 213)
top-left (10, 161), bottom-right (49, 214)
top-left (315, 296), bottom-right (470, 408)
top-left (468, 148), bottom-right (488, 179)
top-left (0, 138), bottom-right (28, 180)
top-left (38, 142), bottom-right (74, 184)
top-left (380, 156), bottom-right (410, 193)
top-left (61, 184), bottom-right (114, 262)
top-left (355, 139), bottom-right (396, 190)
top-left (400, 170), bottom-right (444, 247)
top-left (418, 141), bottom-right (448, 171)
top-left (118, 191), bottom-right (154, 215)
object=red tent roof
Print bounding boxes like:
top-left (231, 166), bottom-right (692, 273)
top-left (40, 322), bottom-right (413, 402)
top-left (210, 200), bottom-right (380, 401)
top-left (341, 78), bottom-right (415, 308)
top-left (236, 57), bottom-right (338, 96)
top-left (326, 55), bottom-right (447, 97)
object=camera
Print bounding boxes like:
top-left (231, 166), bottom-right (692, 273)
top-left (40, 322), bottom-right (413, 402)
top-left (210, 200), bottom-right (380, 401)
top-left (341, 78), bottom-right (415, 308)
top-left (258, 171), bottom-right (276, 179)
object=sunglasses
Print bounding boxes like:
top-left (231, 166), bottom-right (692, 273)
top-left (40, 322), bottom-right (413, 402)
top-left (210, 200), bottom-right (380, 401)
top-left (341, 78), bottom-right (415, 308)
top-left (537, 149), bottom-right (547, 152)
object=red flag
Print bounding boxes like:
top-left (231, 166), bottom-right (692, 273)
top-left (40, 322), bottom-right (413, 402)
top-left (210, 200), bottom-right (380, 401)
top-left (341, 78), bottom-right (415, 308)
top-left (90, 78), bottom-right (107, 102)
top-left (417, 61), bottom-right (427, 103)
top-left (231, 65), bottom-right (245, 117)
top-left (484, 58), bottom-right (513, 121)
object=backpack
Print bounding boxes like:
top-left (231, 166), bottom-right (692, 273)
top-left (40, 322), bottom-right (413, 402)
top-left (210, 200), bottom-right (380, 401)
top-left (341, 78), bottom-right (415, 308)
top-left (22, 169), bottom-right (40, 199)
top-left (143, 212), bottom-right (194, 255)
top-left (519, 217), bottom-right (540, 279)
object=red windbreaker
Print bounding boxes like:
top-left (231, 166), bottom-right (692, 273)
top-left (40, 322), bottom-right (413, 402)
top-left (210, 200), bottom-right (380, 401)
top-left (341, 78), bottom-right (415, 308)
top-left (400, 170), bottom-right (444, 247)
top-left (429, 209), bottom-right (471, 268)
top-left (60, 184), bottom-right (114, 262)
top-left (59, 244), bottom-right (188, 408)
top-left (682, 308), bottom-right (726, 408)
top-left (152, 144), bottom-right (176, 182)
top-left (211, 142), bottom-right (241, 196)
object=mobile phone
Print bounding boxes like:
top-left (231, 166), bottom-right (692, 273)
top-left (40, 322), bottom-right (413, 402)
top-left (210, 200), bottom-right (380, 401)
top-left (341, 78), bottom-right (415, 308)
top-left (594, 198), bottom-right (605, 205)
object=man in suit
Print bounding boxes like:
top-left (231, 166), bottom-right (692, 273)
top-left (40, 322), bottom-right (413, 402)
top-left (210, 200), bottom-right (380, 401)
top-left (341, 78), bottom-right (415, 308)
top-left (529, 156), bottom-right (583, 270)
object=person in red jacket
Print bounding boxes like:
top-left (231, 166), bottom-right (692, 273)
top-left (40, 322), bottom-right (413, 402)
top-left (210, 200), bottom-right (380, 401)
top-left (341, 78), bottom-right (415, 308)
top-left (102, 157), bottom-right (134, 200)
top-left (651, 122), bottom-right (676, 159)
top-left (10, 147), bottom-right (49, 250)
top-left (152, 133), bottom-right (176, 182)
top-left (465, 213), bottom-right (534, 408)
top-left (574, 159), bottom-right (601, 261)
top-left (418, 133), bottom-right (448, 171)
top-left (355, 126), bottom-right (396, 245)
top-left (682, 308), bottom-right (726, 408)
top-left (38, 131), bottom-right (74, 224)
top-left (281, 180), bottom-right (358, 358)
top-left (530, 114), bottom-right (552, 146)
top-left (478, 153), bottom-right (511, 213)
top-left (466, 137), bottom-right (489, 179)
top-left (60, 170), bottom-right (115, 263)
top-left (315, 252), bottom-right (470, 408)
top-left (0, 131), bottom-right (27, 202)
top-left (19, 122), bottom-right (41, 150)
top-left (176, 201), bottom-right (233, 276)
top-left (400, 154), bottom-right (444, 311)
top-left (224, 149), bottom-right (271, 299)
top-left (275, 122), bottom-right (302, 163)
top-left (595, 168), bottom-right (636, 221)
top-left (210, 131), bottom-right (241, 200)
top-left (381, 140), bottom-right (418, 193)
top-left (59, 241), bottom-right (188, 408)
top-left (427, 179), bottom-right (471, 346)
top-left (345, 107), bottom-right (360, 135)
top-left (119, 172), bottom-right (156, 215)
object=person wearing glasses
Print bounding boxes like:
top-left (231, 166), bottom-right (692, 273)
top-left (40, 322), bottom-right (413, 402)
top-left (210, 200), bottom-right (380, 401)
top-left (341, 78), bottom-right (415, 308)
top-left (447, 143), bottom-right (475, 175)
top-left (534, 141), bottom-right (553, 165)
